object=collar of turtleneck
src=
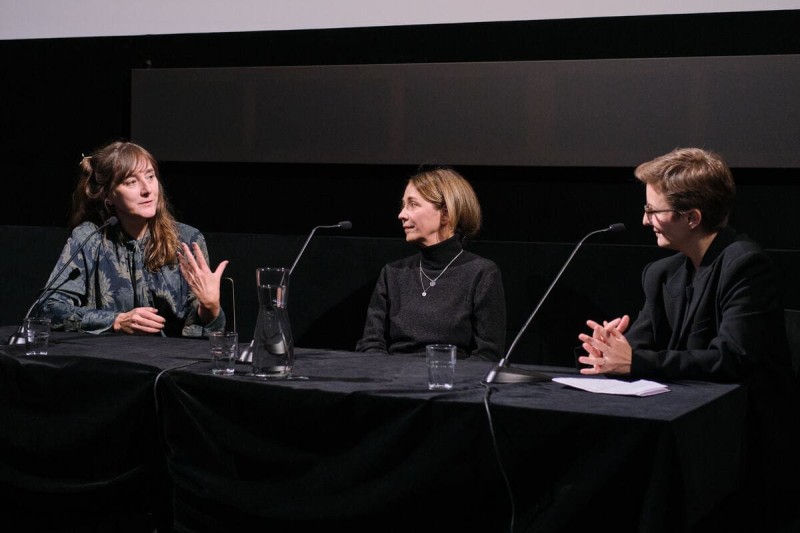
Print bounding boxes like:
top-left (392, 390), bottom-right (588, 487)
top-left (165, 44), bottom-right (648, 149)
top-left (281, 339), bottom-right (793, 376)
top-left (419, 234), bottom-right (464, 269)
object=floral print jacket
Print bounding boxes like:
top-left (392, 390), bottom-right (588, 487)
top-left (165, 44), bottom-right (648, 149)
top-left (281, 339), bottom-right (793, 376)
top-left (40, 221), bottom-right (225, 337)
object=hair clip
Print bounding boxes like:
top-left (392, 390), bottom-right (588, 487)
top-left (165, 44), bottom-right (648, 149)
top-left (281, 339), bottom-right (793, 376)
top-left (79, 153), bottom-right (92, 165)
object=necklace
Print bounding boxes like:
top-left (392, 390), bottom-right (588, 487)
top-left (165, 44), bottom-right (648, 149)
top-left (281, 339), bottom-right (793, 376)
top-left (419, 249), bottom-right (463, 297)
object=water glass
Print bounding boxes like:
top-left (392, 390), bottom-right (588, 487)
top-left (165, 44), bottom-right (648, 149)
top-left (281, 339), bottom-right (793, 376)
top-left (24, 317), bottom-right (51, 356)
top-left (426, 344), bottom-right (457, 390)
top-left (210, 331), bottom-right (238, 375)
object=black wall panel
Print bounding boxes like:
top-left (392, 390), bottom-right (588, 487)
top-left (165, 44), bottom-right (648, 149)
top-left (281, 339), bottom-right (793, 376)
top-left (2, 10), bottom-right (800, 240)
top-left (132, 56), bottom-right (800, 168)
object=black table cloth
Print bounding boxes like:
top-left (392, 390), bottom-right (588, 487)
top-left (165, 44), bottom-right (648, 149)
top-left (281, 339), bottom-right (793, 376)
top-left (0, 327), bottom-right (747, 532)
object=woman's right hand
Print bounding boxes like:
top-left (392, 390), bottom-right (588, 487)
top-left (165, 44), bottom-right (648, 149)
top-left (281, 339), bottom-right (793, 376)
top-left (113, 307), bottom-right (166, 335)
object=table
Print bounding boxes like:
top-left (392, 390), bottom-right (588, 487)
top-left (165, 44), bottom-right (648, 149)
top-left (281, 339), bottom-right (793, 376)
top-left (0, 327), bottom-right (747, 532)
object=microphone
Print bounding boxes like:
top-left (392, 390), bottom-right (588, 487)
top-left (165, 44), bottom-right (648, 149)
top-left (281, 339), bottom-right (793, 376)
top-left (483, 223), bottom-right (626, 384)
top-left (7, 216), bottom-right (119, 346)
top-left (288, 221), bottom-right (352, 275)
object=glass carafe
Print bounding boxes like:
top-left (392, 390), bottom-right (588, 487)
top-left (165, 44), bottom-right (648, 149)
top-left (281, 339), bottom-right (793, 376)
top-left (251, 267), bottom-right (294, 378)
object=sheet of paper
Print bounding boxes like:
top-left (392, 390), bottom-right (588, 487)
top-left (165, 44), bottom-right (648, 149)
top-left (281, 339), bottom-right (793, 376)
top-left (552, 377), bottom-right (670, 397)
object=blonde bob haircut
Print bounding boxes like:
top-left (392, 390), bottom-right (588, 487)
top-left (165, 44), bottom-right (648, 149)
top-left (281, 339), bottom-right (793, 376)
top-left (408, 167), bottom-right (482, 239)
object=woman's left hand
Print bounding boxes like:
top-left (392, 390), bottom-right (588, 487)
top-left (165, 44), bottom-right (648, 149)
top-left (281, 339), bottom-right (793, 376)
top-left (178, 242), bottom-right (229, 322)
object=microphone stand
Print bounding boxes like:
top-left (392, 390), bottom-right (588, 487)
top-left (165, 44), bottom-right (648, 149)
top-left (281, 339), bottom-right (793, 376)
top-left (223, 277), bottom-right (236, 334)
top-left (289, 221), bottom-right (352, 276)
top-left (7, 216), bottom-right (119, 346)
top-left (484, 223), bottom-right (626, 384)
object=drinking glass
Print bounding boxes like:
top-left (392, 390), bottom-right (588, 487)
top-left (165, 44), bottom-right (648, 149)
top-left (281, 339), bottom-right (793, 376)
top-left (209, 331), bottom-right (238, 375)
top-left (24, 317), bottom-right (51, 356)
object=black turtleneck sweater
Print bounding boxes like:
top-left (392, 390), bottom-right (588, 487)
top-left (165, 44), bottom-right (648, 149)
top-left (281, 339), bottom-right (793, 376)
top-left (356, 235), bottom-right (506, 361)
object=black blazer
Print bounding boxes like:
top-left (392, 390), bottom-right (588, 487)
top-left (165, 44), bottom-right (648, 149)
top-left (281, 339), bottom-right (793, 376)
top-left (626, 227), bottom-right (800, 527)
top-left (626, 226), bottom-right (792, 382)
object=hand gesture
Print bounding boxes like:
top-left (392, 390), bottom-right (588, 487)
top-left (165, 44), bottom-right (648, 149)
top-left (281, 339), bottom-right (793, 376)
top-left (178, 242), bottom-right (229, 322)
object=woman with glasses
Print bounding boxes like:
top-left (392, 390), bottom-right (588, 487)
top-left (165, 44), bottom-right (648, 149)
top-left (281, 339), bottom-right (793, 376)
top-left (577, 147), bottom-right (797, 530)
top-left (577, 147), bottom-right (791, 381)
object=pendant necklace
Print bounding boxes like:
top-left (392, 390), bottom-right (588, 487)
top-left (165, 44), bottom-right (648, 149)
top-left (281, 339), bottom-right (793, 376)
top-left (419, 249), bottom-right (463, 297)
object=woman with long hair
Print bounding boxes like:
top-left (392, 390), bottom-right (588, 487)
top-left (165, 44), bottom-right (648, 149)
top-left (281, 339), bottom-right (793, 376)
top-left (40, 140), bottom-right (228, 337)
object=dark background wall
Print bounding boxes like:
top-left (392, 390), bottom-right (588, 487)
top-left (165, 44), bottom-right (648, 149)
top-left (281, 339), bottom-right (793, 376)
top-left (2, 10), bottom-right (799, 364)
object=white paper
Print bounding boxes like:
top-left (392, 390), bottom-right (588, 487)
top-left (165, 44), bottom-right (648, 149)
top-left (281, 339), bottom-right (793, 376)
top-left (552, 377), bottom-right (670, 397)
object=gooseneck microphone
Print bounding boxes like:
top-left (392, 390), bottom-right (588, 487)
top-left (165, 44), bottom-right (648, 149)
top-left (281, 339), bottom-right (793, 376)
top-left (288, 221), bottom-right (352, 275)
top-left (7, 216), bottom-right (119, 346)
top-left (483, 223), bottom-right (626, 384)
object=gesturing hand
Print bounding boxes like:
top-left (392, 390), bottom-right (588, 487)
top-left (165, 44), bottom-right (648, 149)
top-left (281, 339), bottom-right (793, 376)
top-left (178, 242), bottom-right (229, 322)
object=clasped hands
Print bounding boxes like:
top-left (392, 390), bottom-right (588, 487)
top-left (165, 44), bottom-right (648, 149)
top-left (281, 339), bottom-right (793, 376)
top-left (577, 314), bottom-right (633, 375)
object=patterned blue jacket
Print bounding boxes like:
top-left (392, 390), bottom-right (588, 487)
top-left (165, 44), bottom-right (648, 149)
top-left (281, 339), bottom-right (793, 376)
top-left (40, 221), bottom-right (225, 337)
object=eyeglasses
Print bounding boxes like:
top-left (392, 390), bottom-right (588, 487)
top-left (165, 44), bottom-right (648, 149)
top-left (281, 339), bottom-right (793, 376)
top-left (643, 205), bottom-right (682, 222)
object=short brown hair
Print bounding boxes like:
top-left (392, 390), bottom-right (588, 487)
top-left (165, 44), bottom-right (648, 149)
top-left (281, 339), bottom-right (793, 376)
top-left (635, 147), bottom-right (735, 232)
